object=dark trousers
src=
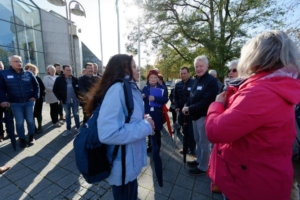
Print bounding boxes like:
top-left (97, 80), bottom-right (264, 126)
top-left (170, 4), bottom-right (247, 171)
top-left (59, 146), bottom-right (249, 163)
top-left (112, 179), bottom-right (138, 200)
top-left (0, 107), bottom-right (15, 136)
top-left (58, 102), bottom-right (63, 117)
top-left (50, 102), bottom-right (59, 124)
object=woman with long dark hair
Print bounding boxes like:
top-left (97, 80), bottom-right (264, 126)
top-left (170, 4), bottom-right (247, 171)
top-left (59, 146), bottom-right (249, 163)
top-left (84, 54), bottom-right (154, 199)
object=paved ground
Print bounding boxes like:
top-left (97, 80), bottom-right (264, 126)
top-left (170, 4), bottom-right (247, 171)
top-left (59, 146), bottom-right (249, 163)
top-left (0, 103), bottom-right (223, 200)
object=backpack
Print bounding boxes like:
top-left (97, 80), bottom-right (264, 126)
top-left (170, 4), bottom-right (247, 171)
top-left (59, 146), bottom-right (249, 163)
top-left (73, 79), bottom-right (134, 184)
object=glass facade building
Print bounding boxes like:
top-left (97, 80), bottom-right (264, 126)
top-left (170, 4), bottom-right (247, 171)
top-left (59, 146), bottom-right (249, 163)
top-left (0, 0), bottom-right (45, 73)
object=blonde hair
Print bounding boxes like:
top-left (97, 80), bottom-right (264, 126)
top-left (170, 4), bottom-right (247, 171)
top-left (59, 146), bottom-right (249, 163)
top-left (47, 65), bottom-right (56, 74)
top-left (24, 63), bottom-right (38, 76)
top-left (238, 30), bottom-right (300, 78)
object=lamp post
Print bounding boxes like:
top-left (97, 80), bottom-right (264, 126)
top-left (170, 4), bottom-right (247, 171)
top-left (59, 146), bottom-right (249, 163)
top-left (116, 0), bottom-right (120, 54)
top-left (47, 0), bottom-right (86, 76)
top-left (98, 0), bottom-right (104, 73)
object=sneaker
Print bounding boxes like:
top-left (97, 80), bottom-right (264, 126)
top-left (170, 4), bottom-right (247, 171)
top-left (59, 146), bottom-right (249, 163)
top-left (58, 121), bottom-right (64, 125)
top-left (187, 160), bottom-right (199, 168)
top-left (19, 138), bottom-right (27, 148)
top-left (29, 135), bottom-right (35, 145)
top-left (188, 168), bottom-right (206, 176)
top-left (62, 130), bottom-right (72, 137)
top-left (53, 123), bottom-right (61, 127)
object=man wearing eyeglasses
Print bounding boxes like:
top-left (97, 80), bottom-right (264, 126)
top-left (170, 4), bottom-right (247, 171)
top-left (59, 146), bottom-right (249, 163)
top-left (182, 55), bottom-right (219, 176)
top-left (0, 55), bottom-right (39, 148)
top-left (53, 65), bottom-right (80, 137)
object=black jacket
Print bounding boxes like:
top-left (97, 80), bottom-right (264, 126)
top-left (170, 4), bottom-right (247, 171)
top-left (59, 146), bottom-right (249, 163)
top-left (174, 78), bottom-right (195, 109)
top-left (53, 75), bottom-right (79, 104)
top-left (185, 72), bottom-right (219, 120)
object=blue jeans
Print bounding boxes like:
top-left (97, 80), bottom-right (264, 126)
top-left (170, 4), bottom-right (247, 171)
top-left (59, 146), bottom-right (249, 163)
top-left (111, 179), bottom-right (138, 200)
top-left (62, 100), bottom-right (80, 130)
top-left (10, 101), bottom-right (35, 139)
top-left (192, 117), bottom-right (211, 171)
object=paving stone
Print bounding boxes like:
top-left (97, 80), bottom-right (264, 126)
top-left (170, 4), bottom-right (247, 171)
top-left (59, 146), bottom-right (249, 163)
top-left (164, 161), bottom-right (182, 173)
top-left (138, 173), bottom-right (155, 189)
top-left (14, 172), bottom-right (43, 190)
top-left (45, 166), bottom-right (69, 182)
top-left (0, 176), bottom-right (11, 188)
top-left (146, 191), bottom-right (168, 200)
top-left (27, 159), bottom-right (51, 172)
top-left (24, 178), bottom-right (52, 196)
top-left (33, 184), bottom-right (64, 199)
top-left (169, 184), bottom-right (192, 200)
top-left (152, 179), bottom-right (173, 197)
top-left (175, 174), bottom-right (195, 190)
top-left (163, 169), bottom-right (178, 184)
top-left (138, 186), bottom-right (150, 199)
top-left (5, 167), bottom-right (34, 182)
top-left (193, 179), bottom-right (212, 197)
top-left (0, 183), bottom-right (23, 198)
top-left (56, 173), bottom-right (80, 189)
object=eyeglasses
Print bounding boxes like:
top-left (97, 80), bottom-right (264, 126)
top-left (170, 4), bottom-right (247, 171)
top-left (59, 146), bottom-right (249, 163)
top-left (228, 69), bottom-right (237, 73)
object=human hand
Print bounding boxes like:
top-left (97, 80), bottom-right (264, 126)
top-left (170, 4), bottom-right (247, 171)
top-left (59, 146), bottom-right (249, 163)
top-left (145, 114), bottom-right (155, 130)
top-left (182, 107), bottom-right (189, 115)
top-left (0, 102), bottom-right (10, 108)
top-left (142, 94), bottom-right (146, 98)
top-left (148, 96), bottom-right (155, 101)
top-left (216, 92), bottom-right (227, 104)
top-left (29, 97), bottom-right (36, 101)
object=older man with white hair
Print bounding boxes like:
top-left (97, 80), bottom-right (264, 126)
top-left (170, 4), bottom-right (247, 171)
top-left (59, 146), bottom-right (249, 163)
top-left (209, 69), bottom-right (223, 93)
top-left (0, 55), bottom-right (39, 148)
top-left (182, 55), bottom-right (219, 175)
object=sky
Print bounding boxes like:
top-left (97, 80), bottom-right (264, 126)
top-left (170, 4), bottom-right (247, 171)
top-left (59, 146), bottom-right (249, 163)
top-left (34, 0), bottom-right (152, 67)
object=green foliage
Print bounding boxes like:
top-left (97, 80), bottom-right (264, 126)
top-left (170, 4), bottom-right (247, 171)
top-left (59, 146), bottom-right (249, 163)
top-left (127, 0), bottom-right (284, 79)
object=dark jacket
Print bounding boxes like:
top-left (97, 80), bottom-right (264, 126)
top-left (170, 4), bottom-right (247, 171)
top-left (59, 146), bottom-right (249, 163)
top-left (185, 72), bottom-right (219, 120)
top-left (169, 88), bottom-right (175, 111)
top-left (174, 78), bottom-right (195, 109)
top-left (78, 75), bottom-right (100, 94)
top-left (0, 67), bottom-right (39, 103)
top-left (53, 75), bottom-right (79, 104)
top-left (142, 83), bottom-right (168, 131)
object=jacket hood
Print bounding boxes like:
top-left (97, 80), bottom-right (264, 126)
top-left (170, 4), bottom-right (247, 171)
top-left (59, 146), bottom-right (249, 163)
top-left (241, 69), bottom-right (300, 105)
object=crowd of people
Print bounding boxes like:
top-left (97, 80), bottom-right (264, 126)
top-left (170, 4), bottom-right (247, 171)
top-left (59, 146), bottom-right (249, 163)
top-left (0, 30), bottom-right (300, 200)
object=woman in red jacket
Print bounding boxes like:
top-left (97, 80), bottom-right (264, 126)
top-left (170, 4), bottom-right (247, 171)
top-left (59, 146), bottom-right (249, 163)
top-left (206, 30), bottom-right (300, 200)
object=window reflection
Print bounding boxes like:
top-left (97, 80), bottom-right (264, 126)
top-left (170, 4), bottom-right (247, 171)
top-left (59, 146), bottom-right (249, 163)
top-left (0, 0), bottom-right (14, 23)
top-left (0, 45), bottom-right (18, 68)
top-left (16, 25), bottom-right (43, 53)
top-left (13, 0), bottom-right (41, 30)
top-left (0, 20), bottom-right (18, 49)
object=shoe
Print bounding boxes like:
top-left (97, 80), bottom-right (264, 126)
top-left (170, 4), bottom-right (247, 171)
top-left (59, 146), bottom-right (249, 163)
top-left (53, 123), bottom-right (61, 127)
top-left (36, 127), bottom-right (44, 134)
top-left (147, 147), bottom-right (152, 153)
top-left (0, 166), bottom-right (10, 174)
top-left (58, 121), bottom-right (64, 125)
top-left (0, 135), bottom-right (3, 142)
top-left (211, 184), bottom-right (222, 194)
top-left (60, 116), bottom-right (65, 120)
top-left (29, 135), bottom-right (35, 145)
top-left (62, 130), bottom-right (71, 136)
top-left (19, 138), bottom-right (27, 148)
top-left (187, 160), bottom-right (199, 168)
top-left (14, 134), bottom-right (18, 137)
top-left (188, 168), bottom-right (206, 176)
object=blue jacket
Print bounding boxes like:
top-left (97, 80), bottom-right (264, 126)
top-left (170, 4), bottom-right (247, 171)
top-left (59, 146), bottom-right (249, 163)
top-left (0, 67), bottom-right (39, 103)
top-left (142, 83), bottom-right (168, 131)
top-left (97, 81), bottom-right (152, 186)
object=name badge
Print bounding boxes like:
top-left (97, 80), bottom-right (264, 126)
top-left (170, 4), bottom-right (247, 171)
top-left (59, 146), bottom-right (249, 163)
top-left (197, 86), bottom-right (202, 90)
top-left (187, 87), bottom-right (191, 91)
top-left (150, 107), bottom-right (154, 112)
top-left (7, 75), bottom-right (13, 79)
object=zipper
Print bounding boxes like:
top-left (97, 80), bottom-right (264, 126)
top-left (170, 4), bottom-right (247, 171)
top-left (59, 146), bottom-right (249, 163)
top-left (18, 73), bottom-right (25, 102)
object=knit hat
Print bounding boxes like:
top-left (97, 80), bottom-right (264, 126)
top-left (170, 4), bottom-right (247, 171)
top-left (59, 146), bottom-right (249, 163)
top-left (147, 70), bottom-right (159, 80)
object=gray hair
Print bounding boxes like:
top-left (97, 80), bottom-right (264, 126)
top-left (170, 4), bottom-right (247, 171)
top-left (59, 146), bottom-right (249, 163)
top-left (47, 65), bottom-right (56, 72)
top-left (8, 55), bottom-right (22, 62)
top-left (208, 69), bottom-right (217, 77)
top-left (228, 60), bottom-right (239, 69)
top-left (238, 30), bottom-right (300, 78)
top-left (194, 55), bottom-right (209, 67)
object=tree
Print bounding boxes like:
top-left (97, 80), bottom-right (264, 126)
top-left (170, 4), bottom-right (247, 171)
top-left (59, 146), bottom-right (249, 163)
top-left (127, 0), bottom-right (284, 79)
